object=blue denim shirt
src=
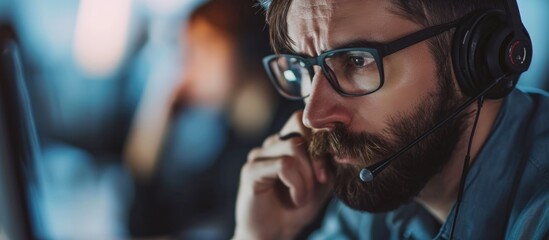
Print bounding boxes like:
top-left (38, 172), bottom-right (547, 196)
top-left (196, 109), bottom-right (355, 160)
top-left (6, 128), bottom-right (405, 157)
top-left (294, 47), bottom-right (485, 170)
top-left (310, 88), bottom-right (549, 240)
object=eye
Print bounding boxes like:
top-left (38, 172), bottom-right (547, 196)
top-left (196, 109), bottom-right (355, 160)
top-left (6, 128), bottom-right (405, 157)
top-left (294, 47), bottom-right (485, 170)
top-left (352, 56), bottom-right (366, 67)
top-left (344, 55), bottom-right (373, 70)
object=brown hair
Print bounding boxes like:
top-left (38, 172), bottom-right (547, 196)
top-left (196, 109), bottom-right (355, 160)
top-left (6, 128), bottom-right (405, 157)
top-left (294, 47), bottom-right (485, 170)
top-left (259, 0), bottom-right (293, 54)
top-left (259, 0), bottom-right (504, 53)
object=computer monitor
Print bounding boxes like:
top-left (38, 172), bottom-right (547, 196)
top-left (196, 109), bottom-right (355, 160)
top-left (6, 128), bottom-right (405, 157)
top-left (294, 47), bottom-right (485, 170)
top-left (0, 25), bottom-right (40, 240)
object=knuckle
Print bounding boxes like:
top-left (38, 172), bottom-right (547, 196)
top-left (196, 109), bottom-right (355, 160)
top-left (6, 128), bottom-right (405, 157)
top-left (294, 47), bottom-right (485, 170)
top-left (262, 134), bottom-right (279, 147)
top-left (247, 148), bottom-right (261, 162)
top-left (290, 110), bottom-right (304, 122)
top-left (281, 111), bottom-right (304, 134)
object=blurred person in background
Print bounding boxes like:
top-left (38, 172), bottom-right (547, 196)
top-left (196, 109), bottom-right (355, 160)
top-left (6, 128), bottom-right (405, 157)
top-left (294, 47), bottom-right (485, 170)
top-left (127, 0), bottom-right (302, 238)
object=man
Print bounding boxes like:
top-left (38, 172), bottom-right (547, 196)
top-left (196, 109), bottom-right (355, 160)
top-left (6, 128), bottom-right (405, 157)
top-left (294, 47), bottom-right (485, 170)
top-left (233, 0), bottom-right (549, 239)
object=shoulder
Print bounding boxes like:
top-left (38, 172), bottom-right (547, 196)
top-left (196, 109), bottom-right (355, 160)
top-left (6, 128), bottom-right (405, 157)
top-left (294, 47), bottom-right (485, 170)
top-left (513, 88), bottom-right (549, 177)
top-left (523, 88), bottom-right (549, 180)
top-left (517, 87), bottom-right (549, 126)
top-left (507, 88), bottom-right (549, 239)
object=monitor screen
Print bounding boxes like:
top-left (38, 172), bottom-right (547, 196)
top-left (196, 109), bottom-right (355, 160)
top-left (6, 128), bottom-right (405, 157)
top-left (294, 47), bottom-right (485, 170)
top-left (0, 29), bottom-right (40, 240)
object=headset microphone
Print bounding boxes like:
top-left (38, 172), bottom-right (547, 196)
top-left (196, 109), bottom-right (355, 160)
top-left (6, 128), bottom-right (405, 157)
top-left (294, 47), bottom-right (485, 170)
top-left (359, 73), bottom-right (510, 183)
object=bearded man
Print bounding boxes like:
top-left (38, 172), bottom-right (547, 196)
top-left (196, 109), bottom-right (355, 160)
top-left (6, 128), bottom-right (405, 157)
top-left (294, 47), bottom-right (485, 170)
top-left (232, 0), bottom-right (549, 239)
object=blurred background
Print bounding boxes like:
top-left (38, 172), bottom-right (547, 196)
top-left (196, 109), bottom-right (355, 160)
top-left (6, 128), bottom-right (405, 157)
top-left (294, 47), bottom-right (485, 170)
top-left (0, 0), bottom-right (547, 239)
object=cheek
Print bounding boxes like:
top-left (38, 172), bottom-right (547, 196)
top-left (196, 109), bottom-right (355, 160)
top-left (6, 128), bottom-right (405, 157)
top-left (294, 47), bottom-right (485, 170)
top-left (350, 43), bottom-right (439, 133)
top-left (382, 43), bottom-right (438, 108)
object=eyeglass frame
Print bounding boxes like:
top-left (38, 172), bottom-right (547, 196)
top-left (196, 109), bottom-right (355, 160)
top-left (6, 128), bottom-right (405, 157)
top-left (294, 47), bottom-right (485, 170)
top-left (262, 15), bottom-right (467, 100)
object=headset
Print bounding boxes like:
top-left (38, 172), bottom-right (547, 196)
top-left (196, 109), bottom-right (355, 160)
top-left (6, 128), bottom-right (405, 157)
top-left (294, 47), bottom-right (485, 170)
top-left (452, 0), bottom-right (532, 99)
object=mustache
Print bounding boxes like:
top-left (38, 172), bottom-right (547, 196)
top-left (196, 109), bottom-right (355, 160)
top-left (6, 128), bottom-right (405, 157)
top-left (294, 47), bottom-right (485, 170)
top-left (308, 124), bottom-right (392, 166)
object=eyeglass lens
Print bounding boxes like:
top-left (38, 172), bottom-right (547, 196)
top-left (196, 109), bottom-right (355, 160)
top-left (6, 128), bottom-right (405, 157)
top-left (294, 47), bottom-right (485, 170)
top-left (268, 50), bottom-right (380, 98)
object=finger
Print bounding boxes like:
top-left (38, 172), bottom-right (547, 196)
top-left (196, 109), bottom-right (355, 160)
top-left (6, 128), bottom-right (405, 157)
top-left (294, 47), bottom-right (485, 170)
top-left (248, 137), bottom-right (307, 162)
top-left (312, 173), bottom-right (334, 206)
top-left (246, 145), bottom-right (314, 201)
top-left (262, 134), bottom-right (279, 147)
top-left (242, 157), bottom-right (308, 207)
top-left (277, 157), bottom-right (307, 207)
top-left (279, 110), bottom-right (311, 141)
top-left (249, 138), bottom-right (315, 201)
top-left (247, 147), bottom-right (263, 163)
top-left (310, 156), bottom-right (329, 183)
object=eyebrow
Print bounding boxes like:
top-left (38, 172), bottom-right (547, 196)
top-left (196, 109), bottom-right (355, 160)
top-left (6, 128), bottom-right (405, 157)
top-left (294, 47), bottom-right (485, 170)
top-left (286, 39), bottom-right (383, 58)
top-left (328, 39), bottom-right (383, 51)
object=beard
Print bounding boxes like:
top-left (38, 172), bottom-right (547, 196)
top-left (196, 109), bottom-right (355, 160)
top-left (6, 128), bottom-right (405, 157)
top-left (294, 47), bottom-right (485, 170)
top-left (308, 80), bottom-right (468, 213)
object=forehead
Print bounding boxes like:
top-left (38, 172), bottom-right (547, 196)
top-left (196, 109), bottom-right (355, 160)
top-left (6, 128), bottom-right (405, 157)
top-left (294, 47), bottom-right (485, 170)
top-left (286, 0), bottom-right (418, 56)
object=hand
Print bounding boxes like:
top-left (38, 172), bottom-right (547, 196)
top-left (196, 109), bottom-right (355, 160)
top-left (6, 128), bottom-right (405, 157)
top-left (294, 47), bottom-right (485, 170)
top-left (233, 111), bottom-right (333, 240)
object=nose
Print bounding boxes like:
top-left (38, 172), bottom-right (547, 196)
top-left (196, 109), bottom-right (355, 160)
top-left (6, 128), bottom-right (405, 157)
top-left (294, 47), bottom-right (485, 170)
top-left (302, 68), bottom-right (352, 130)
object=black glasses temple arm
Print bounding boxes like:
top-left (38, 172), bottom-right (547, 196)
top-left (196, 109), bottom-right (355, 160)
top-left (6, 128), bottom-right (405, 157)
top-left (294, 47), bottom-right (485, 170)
top-left (382, 17), bottom-right (466, 56)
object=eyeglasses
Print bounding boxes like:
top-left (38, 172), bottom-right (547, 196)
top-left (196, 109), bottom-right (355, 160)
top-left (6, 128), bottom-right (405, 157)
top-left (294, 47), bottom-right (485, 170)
top-left (263, 16), bottom-right (466, 100)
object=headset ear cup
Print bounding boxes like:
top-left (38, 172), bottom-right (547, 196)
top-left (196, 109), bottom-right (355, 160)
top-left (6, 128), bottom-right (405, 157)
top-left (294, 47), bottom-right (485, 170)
top-left (485, 24), bottom-right (522, 99)
top-left (452, 10), bottom-right (515, 99)
top-left (452, 12), bottom-right (483, 98)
